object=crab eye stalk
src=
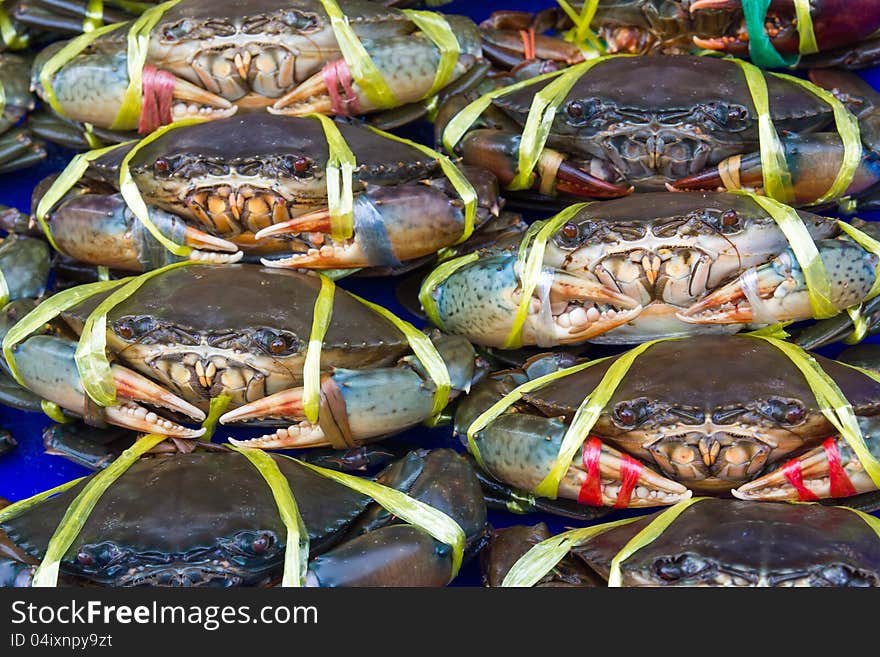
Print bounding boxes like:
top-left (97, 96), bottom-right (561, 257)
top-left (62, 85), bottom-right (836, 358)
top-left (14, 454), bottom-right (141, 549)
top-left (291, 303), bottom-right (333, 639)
top-left (254, 329), bottom-right (297, 356)
top-left (76, 551), bottom-right (94, 567)
top-left (720, 209), bottom-right (740, 229)
top-left (759, 398), bottom-right (807, 426)
top-left (613, 399), bottom-right (650, 428)
top-left (116, 322), bottom-right (134, 340)
top-left (251, 533), bottom-right (273, 555)
top-left (653, 554), bottom-right (710, 582)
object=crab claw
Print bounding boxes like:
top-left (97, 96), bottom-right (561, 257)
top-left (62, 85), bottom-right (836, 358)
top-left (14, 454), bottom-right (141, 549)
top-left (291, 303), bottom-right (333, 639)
top-left (426, 253), bottom-right (642, 347)
top-left (45, 192), bottom-right (243, 271)
top-left (690, 0), bottom-right (880, 55)
top-left (224, 335), bottom-right (479, 450)
top-left (9, 334), bottom-right (205, 438)
top-left (679, 241), bottom-right (878, 326)
top-left (733, 436), bottom-right (878, 502)
top-left (257, 171), bottom-right (498, 270)
top-left (460, 129), bottom-right (632, 199)
top-left (669, 133), bottom-right (880, 206)
top-left (270, 16), bottom-right (482, 117)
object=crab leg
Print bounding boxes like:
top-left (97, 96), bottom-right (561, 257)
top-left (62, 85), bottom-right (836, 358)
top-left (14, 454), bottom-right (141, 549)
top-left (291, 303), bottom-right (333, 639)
top-left (7, 334), bottom-right (205, 438)
top-left (733, 430), bottom-right (880, 502)
top-left (46, 193), bottom-right (243, 271)
top-left (222, 334), bottom-right (478, 450)
top-left (460, 129), bottom-right (633, 199)
top-left (679, 240), bottom-right (878, 325)
top-left (257, 171), bottom-right (497, 270)
top-left (426, 253), bottom-right (641, 348)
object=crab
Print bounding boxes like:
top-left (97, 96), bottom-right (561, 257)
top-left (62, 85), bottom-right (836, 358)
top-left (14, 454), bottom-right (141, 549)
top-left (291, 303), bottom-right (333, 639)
top-left (436, 54), bottom-right (880, 208)
top-left (0, 263), bottom-right (483, 448)
top-left (455, 335), bottom-right (880, 508)
top-left (483, 498), bottom-right (880, 587)
top-left (480, 2), bottom-right (880, 70)
top-left (0, 447), bottom-right (487, 587)
top-left (31, 0), bottom-right (485, 137)
top-left (422, 192), bottom-right (879, 347)
top-left (0, 54), bottom-right (48, 173)
top-left (28, 114), bottom-right (502, 274)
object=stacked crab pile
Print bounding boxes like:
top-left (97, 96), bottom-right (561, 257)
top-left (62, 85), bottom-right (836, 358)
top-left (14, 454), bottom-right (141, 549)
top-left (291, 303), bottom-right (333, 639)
top-left (0, 0), bottom-right (880, 588)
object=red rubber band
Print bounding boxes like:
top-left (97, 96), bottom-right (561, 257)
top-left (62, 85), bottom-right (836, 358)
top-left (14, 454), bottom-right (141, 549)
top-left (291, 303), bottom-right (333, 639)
top-left (781, 458), bottom-right (819, 501)
top-left (577, 437), bottom-right (603, 506)
top-left (614, 455), bottom-right (642, 509)
top-left (823, 438), bottom-right (857, 498)
top-left (322, 59), bottom-right (361, 117)
top-left (139, 65), bottom-right (175, 134)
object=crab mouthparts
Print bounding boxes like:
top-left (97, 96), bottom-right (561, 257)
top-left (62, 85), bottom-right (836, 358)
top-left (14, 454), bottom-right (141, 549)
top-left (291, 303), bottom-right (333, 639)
top-left (651, 431), bottom-right (771, 486)
top-left (150, 353), bottom-right (266, 404)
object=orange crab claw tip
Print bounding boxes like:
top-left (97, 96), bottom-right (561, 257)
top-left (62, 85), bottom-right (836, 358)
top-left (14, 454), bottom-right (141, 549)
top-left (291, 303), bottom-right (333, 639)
top-left (692, 36), bottom-right (732, 51)
top-left (183, 226), bottom-right (239, 253)
top-left (689, 0), bottom-right (739, 12)
top-left (220, 388), bottom-right (305, 425)
top-left (254, 209), bottom-right (332, 241)
top-left (555, 162), bottom-right (633, 199)
top-left (111, 365), bottom-right (206, 421)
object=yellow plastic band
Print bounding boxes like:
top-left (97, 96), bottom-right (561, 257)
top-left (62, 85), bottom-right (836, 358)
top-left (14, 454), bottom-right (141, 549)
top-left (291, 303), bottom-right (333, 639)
top-left (41, 400), bottom-right (74, 424)
top-left (510, 56), bottom-right (626, 191)
top-left (845, 306), bottom-right (869, 345)
top-left (111, 0), bottom-right (183, 131)
top-left (0, 478), bottom-right (86, 525)
top-left (729, 58), bottom-right (793, 203)
top-left (0, 265), bottom-right (7, 308)
top-left (0, 6), bottom-right (27, 50)
top-left (83, 124), bottom-right (104, 149)
top-left (96, 266), bottom-right (110, 282)
top-left (201, 394), bottom-right (231, 441)
top-left (607, 497), bottom-right (708, 587)
top-left (733, 190), bottom-right (837, 319)
top-left (348, 293), bottom-right (451, 418)
top-left (535, 338), bottom-right (674, 498)
top-left (83, 0), bottom-right (104, 32)
top-left (793, 0), bottom-right (819, 56)
top-left (294, 457), bottom-right (466, 580)
top-left (2, 278), bottom-right (126, 386)
top-left (32, 432), bottom-right (166, 587)
top-left (506, 203), bottom-right (592, 348)
top-left (556, 0), bottom-right (605, 57)
top-left (303, 275), bottom-right (335, 424)
top-left (229, 446), bottom-right (310, 588)
top-left (0, 79), bottom-right (5, 118)
top-left (369, 126), bottom-right (477, 244)
top-left (501, 516), bottom-right (642, 587)
top-left (39, 22), bottom-right (125, 119)
top-left (465, 355), bottom-right (612, 471)
top-left (402, 9), bottom-right (460, 98)
top-left (317, 0), bottom-right (397, 109)
top-left (418, 252), bottom-right (480, 329)
top-left (442, 67), bottom-right (569, 153)
top-left (747, 334), bottom-right (880, 489)
top-left (844, 505), bottom-right (880, 540)
top-left (309, 114), bottom-right (355, 242)
top-left (74, 261), bottom-right (199, 407)
top-left (772, 72), bottom-right (861, 204)
top-left (119, 118), bottom-right (208, 257)
top-left (35, 141), bottom-right (132, 254)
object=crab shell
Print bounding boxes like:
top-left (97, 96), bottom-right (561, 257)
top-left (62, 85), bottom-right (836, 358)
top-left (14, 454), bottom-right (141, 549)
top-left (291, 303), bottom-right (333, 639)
top-left (33, 0), bottom-right (483, 130)
top-left (43, 114), bottom-right (499, 270)
top-left (457, 336), bottom-right (880, 503)
top-left (486, 499), bottom-right (880, 587)
top-left (58, 264), bottom-right (412, 413)
top-left (0, 448), bottom-right (487, 587)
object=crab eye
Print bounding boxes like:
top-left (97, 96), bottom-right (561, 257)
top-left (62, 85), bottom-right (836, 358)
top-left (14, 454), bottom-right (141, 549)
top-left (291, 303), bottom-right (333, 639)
top-left (654, 554), bottom-right (710, 582)
top-left (255, 329), bottom-right (297, 356)
top-left (294, 157), bottom-right (311, 174)
top-left (117, 321), bottom-right (135, 340)
top-left (720, 209), bottom-right (740, 229)
top-left (759, 398), bottom-right (807, 426)
top-left (76, 551), bottom-right (94, 567)
top-left (613, 399), bottom-right (650, 427)
top-left (251, 533), bottom-right (273, 555)
top-left (154, 158), bottom-right (169, 173)
top-left (567, 101), bottom-right (585, 118)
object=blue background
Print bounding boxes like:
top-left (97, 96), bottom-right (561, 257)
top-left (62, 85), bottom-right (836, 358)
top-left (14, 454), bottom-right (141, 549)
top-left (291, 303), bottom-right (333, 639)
top-left (1, 0), bottom-right (880, 586)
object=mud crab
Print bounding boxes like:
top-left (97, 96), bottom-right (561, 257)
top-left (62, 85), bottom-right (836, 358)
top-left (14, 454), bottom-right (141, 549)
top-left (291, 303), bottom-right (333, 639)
top-left (437, 54), bottom-right (880, 208)
top-left (32, 0), bottom-right (485, 136)
top-left (0, 447), bottom-right (487, 586)
top-left (27, 114), bottom-right (501, 274)
top-left (0, 264), bottom-right (482, 448)
top-left (484, 2), bottom-right (880, 69)
top-left (0, 54), bottom-right (48, 173)
top-left (483, 498), bottom-right (880, 587)
top-left (423, 192), bottom-right (879, 347)
top-left (455, 336), bottom-right (880, 508)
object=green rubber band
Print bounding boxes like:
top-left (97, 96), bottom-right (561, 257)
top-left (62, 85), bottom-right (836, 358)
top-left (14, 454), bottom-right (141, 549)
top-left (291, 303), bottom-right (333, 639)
top-left (742, 0), bottom-right (799, 68)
